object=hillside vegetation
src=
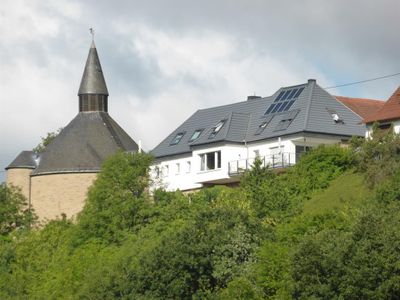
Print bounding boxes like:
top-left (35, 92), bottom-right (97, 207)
top-left (1, 129), bottom-right (400, 299)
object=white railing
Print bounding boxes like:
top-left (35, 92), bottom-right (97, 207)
top-left (228, 152), bottom-right (298, 175)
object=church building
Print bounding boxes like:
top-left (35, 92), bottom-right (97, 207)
top-left (6, 41), bottom-right (139, 220)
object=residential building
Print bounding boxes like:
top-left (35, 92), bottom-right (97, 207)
top-left (364, 87), bottom-right (400, 137)
top-left (151, 79), bottom-right (379, 192)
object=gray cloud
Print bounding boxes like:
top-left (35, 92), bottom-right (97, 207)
top-left (1, 0), bottom-right (400, 181)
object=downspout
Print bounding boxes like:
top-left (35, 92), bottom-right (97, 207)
top-left (28, 173), bottom-right (32, 229)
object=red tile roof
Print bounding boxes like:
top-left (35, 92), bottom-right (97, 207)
top-left (363, 87), bottom-right (400, 123)
top-left (335, 95), bottom-right (384, 121)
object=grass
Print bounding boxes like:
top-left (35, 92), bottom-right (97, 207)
top-left (302, 170), bottom-right (369, 216)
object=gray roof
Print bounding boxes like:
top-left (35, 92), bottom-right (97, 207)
top-left (78, 41), bottom-right (109, 95)
top-left (151, 79), bottom-right (366, 158)
top-left (6, 151), bottom-right (37, 170)
top-left (32, 112), bottom-right (138, 175)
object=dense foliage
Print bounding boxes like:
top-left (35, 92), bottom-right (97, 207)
top-left (1, 134), bottom-right (400, 299)
top-left (0, 183), bottom-right (36, 236)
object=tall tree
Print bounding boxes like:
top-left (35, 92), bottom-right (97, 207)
top-left (0, 184), bottom-right (36, 235)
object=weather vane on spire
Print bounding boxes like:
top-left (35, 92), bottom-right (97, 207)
top-left (89, 27), bottom-right (95, 41)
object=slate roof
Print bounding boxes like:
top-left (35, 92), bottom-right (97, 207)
top-left (6, 151), bottom-right (37, 170)
top-left (151, 79), bottom-right (366, 158)
top-left (364, 87), bottom-right (400, 123)
top-left (32, 112), bottom-right (138, 175)
top-left (335, 96), bottom-right (384, 120)
top-left (78, 41), bottom-right (109, 95)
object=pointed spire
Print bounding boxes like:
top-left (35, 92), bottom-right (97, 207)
top-left (78, 39), bottom-right (109, 96)
top-left (78, 33), bottom-right (109, 113)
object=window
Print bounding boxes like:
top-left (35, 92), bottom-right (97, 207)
top-left (186, 161), bottom-right (191, 173)
top-left (255, 115), bottom-right (274, 135)
top-left (176, 163), bottom-right (180, 174)
top-left (170, 132), bottom-right (185, 145)
top-left (296, 145), bottom-right (312, 156)
top-left (270, 146), bottom-right (285, 166)
top-left (163, 165), bottom-right (169, 175)
top-left (209, 120), bottom-right (226, 139)
top-left (274, 110), bottom-right (299, 131)
top-left (200, 151), bottom-right (222, 171)
top-left (189, 129), bottom-right (203, 142)
top-left (254, 150), bottom-right (260, 157)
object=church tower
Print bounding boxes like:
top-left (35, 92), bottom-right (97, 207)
top-left (78, 41), bottom-right (109, 112)
top-left (6, 38), bottom-right (139, 221)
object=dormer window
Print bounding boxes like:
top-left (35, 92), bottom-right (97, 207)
top-left (255, 115), bottom-right (274, 135)
top-left (189, 129), bottom-right (203, 142)
top-left (170, 132), bottom-right (185, 145)
top-left (209, 120), bottom-right (226, 139)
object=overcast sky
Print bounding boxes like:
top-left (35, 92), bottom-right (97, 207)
top-left (1, 0), bottom-right (400, 182)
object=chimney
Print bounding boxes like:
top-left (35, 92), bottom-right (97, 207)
top-left (247, 95), bottom-right (262, 101)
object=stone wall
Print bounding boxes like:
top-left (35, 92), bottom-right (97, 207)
top-left (30, 173), bottom-right (98, 221)
top-left (6, 168), bottom-right (33, 200)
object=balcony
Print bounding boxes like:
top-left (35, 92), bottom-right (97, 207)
top-left (228, 152), bottom-right (298, 175)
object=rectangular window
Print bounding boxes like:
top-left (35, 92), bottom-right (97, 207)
top-left (170, 132), bottom-right (185, 145)
top-left (296, 145), bottom-right (312, 156)
top-left (200, 151), bottom-right (222, 171)
top-left (189, 129), bottom-right (203, 142)
top-left (163, 165), bottom-right (169, 176)
top-left (186, 161), bottom-right (191, 173)
top-left (270, 146), bottom-right (285, 166)
top-left (209, 120), bottom-right (226, 139)
top-left (176, 163), bottom-right (180, 174)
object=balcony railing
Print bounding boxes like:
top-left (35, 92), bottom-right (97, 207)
top-left (228, 152), bottom-right (298, 175)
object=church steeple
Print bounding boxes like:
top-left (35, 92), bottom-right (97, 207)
top-left (78, 39), bottom-right (109, 112)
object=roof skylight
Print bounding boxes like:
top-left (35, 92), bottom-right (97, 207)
top-left (170, 132), bottom-right (185, 145)
top-left (274, 110), bottom-right (299, 131)
top-left (255, 115), bottom-right (274, 135)
top-left (209, 120), bottom-right (226, 139)
top-left (189, 129), bottom-right (203, 142)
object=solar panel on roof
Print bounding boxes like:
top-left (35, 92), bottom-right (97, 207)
top-left (294, 87), bottom-right (304, 98)
top-left (285, 99), bottom-right (296, 110)
top-left (274, 91), bottom-right (285, 102)
top-left (271, 102), bottom-right (283, 113)
top-left (287, 89), bottom-right (298, 100)
top-left (277, 101), bottom-right (289, 113)
top-left (265, 103), bottom-right (276, 114)
top-left (281, 90), bottom-right (291, 101)
top-left (264, 85), bottom-right (305, 115)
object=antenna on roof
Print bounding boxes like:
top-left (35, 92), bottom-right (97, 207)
top-left (89, 27), bottom-right (95, 41)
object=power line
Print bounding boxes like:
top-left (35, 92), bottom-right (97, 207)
top-left (324, 72), bottom-right (400, 89)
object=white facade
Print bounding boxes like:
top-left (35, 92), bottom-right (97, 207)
top-left (151, 134), bottom-right (345, 192)
top-left (366, 120), bottom-right (400, 138)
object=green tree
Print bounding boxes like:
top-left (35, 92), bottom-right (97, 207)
top-left (0, 183), bottom-right (36, 236)
top-left (32, 128), bottom-right (62, 153)
top-left (352, 123), bottom-right (400, 187)
top-left (76, 151), bottom-right (154, 244)
top-left (291, 203), bottom-right (400, 299)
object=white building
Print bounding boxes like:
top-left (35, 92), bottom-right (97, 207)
top-left (364, 87), bottom-right (400, 137)
top-left (151, 79), bottom-right (380, 192)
